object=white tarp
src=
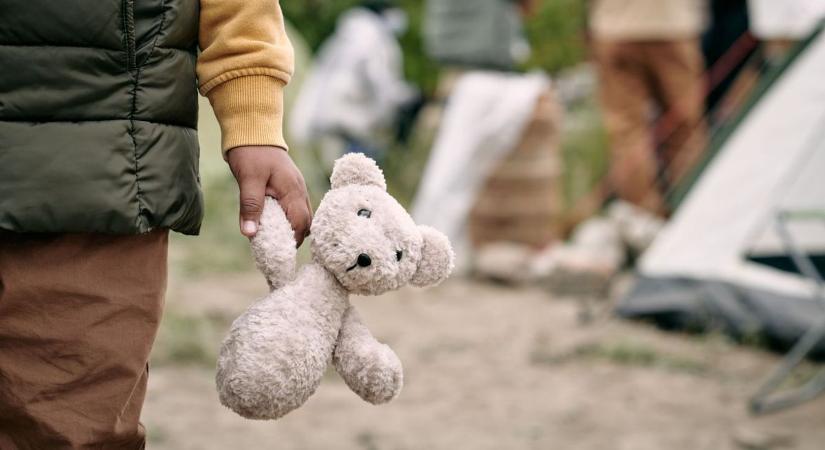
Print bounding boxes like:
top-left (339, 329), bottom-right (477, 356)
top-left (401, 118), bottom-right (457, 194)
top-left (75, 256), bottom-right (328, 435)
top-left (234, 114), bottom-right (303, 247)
top-left (411, 72), bottom-right (549, 267)
top-left (748, 0), bottom-right (825, 39)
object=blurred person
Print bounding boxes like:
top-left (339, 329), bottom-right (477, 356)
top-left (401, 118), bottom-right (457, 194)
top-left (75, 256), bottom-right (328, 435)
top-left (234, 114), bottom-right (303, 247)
top-left (589, 0), bottom-right (709, 215)
top-left (290, 0), bottom-right (418, 166)
top-left (703, 0), bottom-right (753, 115)
top-left (0, 0), bottom-right (310, 448)
top-left (697, 0), bottom-right (765, 131)
top-left (424, 0), bottom-right (533, 70)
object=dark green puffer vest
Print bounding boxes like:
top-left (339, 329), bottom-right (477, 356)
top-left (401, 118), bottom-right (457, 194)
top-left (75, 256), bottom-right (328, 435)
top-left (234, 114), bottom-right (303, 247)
top-left (0, 0), bottom-right (203, 235)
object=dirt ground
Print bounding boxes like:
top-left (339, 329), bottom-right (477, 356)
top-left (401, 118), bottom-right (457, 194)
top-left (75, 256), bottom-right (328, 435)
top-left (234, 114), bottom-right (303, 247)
top-left (142, 272), bottom-right (825, 450)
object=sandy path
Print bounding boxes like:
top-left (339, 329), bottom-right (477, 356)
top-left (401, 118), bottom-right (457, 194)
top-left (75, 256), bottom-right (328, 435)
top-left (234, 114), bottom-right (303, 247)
top-left (142, 274), bottom-right (825, 450)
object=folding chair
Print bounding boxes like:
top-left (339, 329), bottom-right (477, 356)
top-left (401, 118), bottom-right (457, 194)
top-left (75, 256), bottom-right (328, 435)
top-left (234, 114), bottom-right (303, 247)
top-left (750, 210), bottom-right (825, 414)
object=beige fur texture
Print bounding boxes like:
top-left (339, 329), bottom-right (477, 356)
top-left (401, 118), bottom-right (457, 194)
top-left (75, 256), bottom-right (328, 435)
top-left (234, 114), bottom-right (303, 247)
top-left (217, 153), bottom-right (455, 420)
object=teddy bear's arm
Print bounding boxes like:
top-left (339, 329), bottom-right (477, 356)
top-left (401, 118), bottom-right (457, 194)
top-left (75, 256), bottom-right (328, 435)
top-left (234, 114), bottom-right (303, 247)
top-left (333, 305), bottom-right (403, 404)
top-left (251, 198), bottom-right (298, 290)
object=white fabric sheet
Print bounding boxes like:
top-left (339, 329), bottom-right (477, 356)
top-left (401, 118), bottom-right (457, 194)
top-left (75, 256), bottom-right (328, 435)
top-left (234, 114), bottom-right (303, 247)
top-left (411, 72), bottom-right (550, 268)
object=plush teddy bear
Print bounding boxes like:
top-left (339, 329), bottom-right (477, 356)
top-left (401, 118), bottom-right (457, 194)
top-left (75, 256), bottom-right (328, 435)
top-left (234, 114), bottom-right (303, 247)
top-left (216, 153), bottom-right (455, 420)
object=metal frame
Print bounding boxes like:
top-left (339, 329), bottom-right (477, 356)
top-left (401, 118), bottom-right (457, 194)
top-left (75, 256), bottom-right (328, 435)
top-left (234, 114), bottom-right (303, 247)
top-left (750, 210), bottom-right (825, 414)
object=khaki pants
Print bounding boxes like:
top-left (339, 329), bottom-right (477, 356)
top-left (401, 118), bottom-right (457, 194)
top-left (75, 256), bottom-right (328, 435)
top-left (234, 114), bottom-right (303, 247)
top-left (0, 230), bottom-right (168, 450)
top-left (594, 38), bottom-right (707, 214)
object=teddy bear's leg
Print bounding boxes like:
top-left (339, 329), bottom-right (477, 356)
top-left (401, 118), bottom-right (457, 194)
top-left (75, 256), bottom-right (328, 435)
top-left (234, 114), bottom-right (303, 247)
top-left (333, 305), bottom-right (403, 404)
top-left (251, 198), bottom-right (298, 290)
top-left (216, 266), bottom-right (348, 420)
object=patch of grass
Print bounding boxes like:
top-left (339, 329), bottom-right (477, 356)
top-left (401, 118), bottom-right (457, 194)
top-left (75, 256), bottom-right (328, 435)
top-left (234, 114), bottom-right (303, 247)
top-left (737, 329), bottom-right (771, 350)
top-left (146, 426), bottom-right (169, 445)
top-left (151, 310), bottom-right (220, 368)
top-left (778, 362), bottom-right (823, 390)
top-left (560, 96), bottom-right (609, 210)
top-left (355, 431), bottom-right (381, 450)
top-left (532, 338), bottom-right (709, 376)
top-left (581, 342), bottom-right (708, 375)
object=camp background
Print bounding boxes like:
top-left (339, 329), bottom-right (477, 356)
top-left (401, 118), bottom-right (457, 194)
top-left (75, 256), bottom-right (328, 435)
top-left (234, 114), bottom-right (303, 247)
top-left (143, 4), bottom-right (825, 448)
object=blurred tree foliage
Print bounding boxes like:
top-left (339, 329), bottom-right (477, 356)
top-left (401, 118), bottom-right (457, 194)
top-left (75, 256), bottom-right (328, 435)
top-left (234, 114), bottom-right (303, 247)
top-left (523, 0), bottom-right (588, 74)
top-left (279, 0), bottom-right (359, 51)
top-left (280, 0), bottom-right (588, 95)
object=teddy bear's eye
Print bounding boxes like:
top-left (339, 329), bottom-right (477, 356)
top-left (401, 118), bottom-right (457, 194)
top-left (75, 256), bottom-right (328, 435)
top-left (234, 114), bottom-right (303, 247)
top-left (357, 208), bottom-right (372, 218)
top-left (396, 250), bottom-right (403, 261)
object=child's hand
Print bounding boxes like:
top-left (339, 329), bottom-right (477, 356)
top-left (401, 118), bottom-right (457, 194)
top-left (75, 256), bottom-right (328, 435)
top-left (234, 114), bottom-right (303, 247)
top-left (227, 146), bottom-right (312, 246)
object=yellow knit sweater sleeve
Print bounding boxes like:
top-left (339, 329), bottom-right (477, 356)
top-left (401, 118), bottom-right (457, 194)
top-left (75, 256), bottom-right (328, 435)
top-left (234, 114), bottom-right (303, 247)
top-left (197, 0), bottom-right (295, 155)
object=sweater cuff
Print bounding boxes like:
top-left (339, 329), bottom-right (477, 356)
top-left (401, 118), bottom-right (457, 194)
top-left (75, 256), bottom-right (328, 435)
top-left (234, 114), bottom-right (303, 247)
top-left (205, 75), bottom-right (288, 157)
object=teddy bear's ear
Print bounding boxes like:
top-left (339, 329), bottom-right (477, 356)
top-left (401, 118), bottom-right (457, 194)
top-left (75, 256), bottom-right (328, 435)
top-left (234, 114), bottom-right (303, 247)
top-left (411, 226), bottom-right (455, 287)
top-left (330, 153), bottom-right (387, 190)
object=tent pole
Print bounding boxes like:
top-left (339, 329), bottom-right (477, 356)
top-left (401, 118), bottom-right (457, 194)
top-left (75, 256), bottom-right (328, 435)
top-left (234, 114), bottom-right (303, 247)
top-left (750, 212), bottom-right (825, 414)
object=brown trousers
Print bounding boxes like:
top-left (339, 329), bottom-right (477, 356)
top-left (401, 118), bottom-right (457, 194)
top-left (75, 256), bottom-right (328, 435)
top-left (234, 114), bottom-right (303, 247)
top-left (0, 230), bottom-right (168, 450)
top-left (594, 38), bottom-right (707, 214)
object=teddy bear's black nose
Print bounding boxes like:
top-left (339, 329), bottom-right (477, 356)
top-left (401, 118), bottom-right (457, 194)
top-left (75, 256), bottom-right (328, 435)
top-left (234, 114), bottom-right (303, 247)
top-left (357, 253), bottom-right (372, 267)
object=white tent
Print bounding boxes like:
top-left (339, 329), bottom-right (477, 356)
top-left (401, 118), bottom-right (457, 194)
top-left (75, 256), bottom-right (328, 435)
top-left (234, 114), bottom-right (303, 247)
top-left (748, 0), bottom-right (825, 39)
top-left (618, 25), bottom-right (825, 353)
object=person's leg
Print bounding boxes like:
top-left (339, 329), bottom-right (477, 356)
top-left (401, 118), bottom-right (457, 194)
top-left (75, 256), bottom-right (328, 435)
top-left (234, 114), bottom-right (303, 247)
top-left (0, 230), bottom-right (168, 450)
top-left (648, 38), bottom-right (707, 192)
top-left (593, 39), bottom-right (666, 214)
